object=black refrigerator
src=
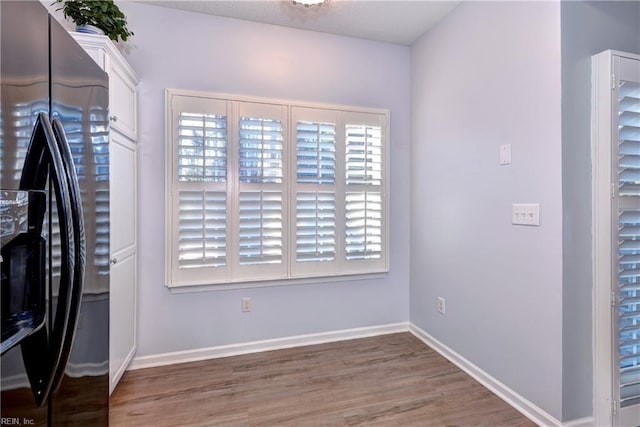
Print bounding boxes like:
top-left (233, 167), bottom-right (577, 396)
top-left (1, 1), bottom-right (110, 425)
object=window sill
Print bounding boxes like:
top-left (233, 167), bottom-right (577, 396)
top-left (166, 271), bottom-right (389, 294)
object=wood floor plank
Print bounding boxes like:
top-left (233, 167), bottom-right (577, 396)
top-left (110, 333), bottom-right (536, 426)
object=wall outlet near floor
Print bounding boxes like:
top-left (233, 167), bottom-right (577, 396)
top-left (437, 297), bottom-right (446, 315)
top-left (242, 297), bottom-right (252, 312)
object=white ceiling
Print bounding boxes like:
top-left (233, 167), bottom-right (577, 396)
top-left (138, 0), bottom-right (460, 46)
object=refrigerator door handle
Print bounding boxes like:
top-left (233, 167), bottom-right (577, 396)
top-left (18, 112), bottom-right (76, 407)
top-left (49, 118), bottom-right (86, 391)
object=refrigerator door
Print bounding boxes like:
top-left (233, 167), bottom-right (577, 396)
top-left (48, 13), bottom-right (109, 427)
top-left (1, 2), bottom-right (109, 426)
top-left (0, 2), bottom-right (51, 424)
top-left (1, 190), bottom-right (46, 354)
top-left (18, 112), bottom-right (78, 408)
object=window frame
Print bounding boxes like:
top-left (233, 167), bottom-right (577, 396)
top-left (165, 89), bottom-right (390, 289)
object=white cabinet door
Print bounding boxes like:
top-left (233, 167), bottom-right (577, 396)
top-left (109, 131), bottom-right (137, 394)
top-left (109, 252), bottom-right (136, 393)
top-left (109, 63), bottom-right (137, 140)
top-left (110, 133), bottom-right (136, 253)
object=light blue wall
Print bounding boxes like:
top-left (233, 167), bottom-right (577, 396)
top-left (560, 0), bottom-right (640, 421)
top-left (410, 1), bottom-right (563, 419)
top-left (118, 2), bottom-right (411, 357)
top-left (53, 1), bottom-right (639, 421)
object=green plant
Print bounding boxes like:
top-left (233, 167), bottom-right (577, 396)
top-left (54, 0), bottom-right (134, 42)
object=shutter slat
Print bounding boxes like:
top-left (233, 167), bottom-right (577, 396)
top-left (296, 191), bottom-right (336, 262)
top-left (618, 206), bottom-right (640, 404)
top-left (345, 123), bottom-right (382, 186)
top-left (178, 190), bottom-right (226, 268)
top-left (239, 191), bottom-right (283, 265)
top-left (177, 112), bottom-right (227, 183)
top-left (239, 116), bottom-right (284, 184)
top-left (344, 192), bottom-right (382, 260)
top-left (619, 81), bottom-right (640, 195)
top-left (296, 121), bottom-right (336, 185)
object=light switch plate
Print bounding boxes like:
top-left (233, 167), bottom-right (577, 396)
top-left (512, 203), bottom-right (540, 226)
top-left (499, 144), bottom-right (512, 165)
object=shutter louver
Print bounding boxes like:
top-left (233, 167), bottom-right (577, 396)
top-left (239, 116), bottom-right (283, 184)
top-left (345, 192), bottom-right (382, 260)
top-left (619, 209), bottom-right (640, 407)
top-left (296, 192), bottom-right (336, 262)
top-left (168, 91), bottom-right (388, 287)
top-left (296, 121), bottom-right (336, 184)
top-left (239, 191), bottom-right (282, 265)
top-left (178, 112), bottom-right (227, 182)
top-left (345, 124), bottom-right (382, 186)
top-left (618, 75), bottom-right (640, 409)
top-left (619, 81), bottom-right (640, 196)
top-left (178, 190), bottom-right (226, 268)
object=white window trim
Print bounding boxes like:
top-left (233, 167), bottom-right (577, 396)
top-left (165, 89), bottom-right (390, 289)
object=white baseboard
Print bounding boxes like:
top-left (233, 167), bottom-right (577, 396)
top-left (561, 417), bottom-right (594, 427)
top-left (129, 322), bottom-right (409, 370)
top-left (409, 323), bottom-right (563, 427)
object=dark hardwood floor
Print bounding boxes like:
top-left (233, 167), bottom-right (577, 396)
top-left (110, 333), bottom-right (535, 426)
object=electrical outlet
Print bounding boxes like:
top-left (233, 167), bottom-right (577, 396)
top-left (242, 297), bottom-right (252, 312)
top-left (437, 297), bottom-right (445, 315)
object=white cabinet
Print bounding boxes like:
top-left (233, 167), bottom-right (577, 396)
top-left (72, 32), bottom-right (139, 395)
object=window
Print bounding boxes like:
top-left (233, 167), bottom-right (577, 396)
top-left (166, 90), bottom-right (389, 287)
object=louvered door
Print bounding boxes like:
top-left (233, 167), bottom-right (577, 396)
top-left (615, 55), bottom-right (640, 426)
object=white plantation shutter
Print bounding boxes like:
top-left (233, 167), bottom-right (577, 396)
top-left (345, 191), bottom-right (382, 260)
top-left (176, 111), bottom-right (228, 271)
top-left (619, 209), bottom-right (640, 408)
top-left (178, 112), bottom-right (227, 182)
top-left (619, 80), bottom-right (640, 196)
top-left (239, 191), bottom-right (282, 265)
top-left (239, 116), bottom-right (283, 184)
top-left (178, 190), bottom-right (226, 268)
top-left (617, 74), bottom-right (640, 408)
top-left (166, 90), bottom-right (387, 287)
top-left (345, 123), bottom-right (382, 186)
top-left (169, 95), bottom-right (231, 285)
top-left (296, 192), bottom-right (336, 262)
top-left (290, 108), bottom-right (340, 277)
top-left (343, 113), bottom-right (387, 273)
top-left (235, 102), bottom-right (287, 280)
top-left (296, 120), bottom-right (336, 184)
